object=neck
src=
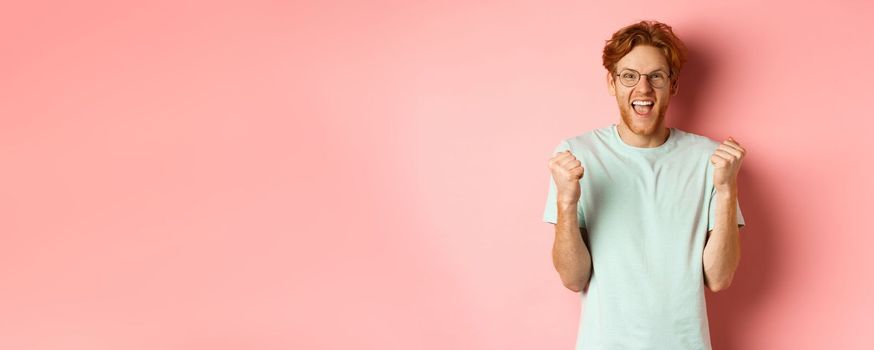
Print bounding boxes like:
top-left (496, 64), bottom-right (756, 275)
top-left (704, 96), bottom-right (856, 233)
top-left (617, 122), bottom-right (670, 148)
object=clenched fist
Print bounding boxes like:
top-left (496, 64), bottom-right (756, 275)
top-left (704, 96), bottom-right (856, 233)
top-left (710, 137), bottom-right (746, 191)
top-left (548, 150), bottom-right (585, 205)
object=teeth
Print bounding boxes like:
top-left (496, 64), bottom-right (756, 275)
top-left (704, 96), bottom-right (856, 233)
top-left (632, 100), bottom-right (654, 106)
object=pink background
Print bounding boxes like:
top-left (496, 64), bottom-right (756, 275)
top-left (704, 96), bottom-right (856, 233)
top-left (2, 0), bottom-right (873, 349)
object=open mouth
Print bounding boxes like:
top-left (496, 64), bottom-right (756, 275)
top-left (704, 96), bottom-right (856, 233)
top-left (631, 100), bottom-right (654, 116)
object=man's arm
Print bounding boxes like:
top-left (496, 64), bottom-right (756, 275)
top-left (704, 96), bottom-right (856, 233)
top-left (552, 200), bottom-right (592, 293)
top-left (702, 187), bottom-right (741, 292)
top-left (703, 137), bottom-right (746, 292)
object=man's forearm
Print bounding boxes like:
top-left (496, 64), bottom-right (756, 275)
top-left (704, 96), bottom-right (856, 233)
top-left (702, 187), bottom-right (741, 292)
top-left (553, 201), bottom-right (592, 292)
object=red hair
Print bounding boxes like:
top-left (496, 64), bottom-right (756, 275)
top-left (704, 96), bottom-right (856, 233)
top-left (602, 20), bottom-right (688, 82)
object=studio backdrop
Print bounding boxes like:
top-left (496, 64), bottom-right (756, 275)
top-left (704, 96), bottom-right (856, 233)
top-left (1, 0), bottom-right (872, 349)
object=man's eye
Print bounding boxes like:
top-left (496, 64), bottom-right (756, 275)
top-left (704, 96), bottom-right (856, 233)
top-left (652, 73), bottom-right (666, 80)
top-left (622, 73), bottom-right (636, 79)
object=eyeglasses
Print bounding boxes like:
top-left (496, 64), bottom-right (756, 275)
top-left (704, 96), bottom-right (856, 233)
top-left (614, 69), bottom-right (671, 88)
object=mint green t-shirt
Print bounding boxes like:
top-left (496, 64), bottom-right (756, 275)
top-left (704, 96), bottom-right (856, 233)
top-left (543, 124), bottom-right (745, 350)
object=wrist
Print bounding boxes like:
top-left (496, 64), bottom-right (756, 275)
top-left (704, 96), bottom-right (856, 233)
top-left (557, 200), bottom-right (578, 211)
top-left (715, 185), bottom-right (738, 197)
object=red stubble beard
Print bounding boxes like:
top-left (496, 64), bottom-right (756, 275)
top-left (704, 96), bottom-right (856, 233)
top-left (618, 101), bottom-right (668, 137)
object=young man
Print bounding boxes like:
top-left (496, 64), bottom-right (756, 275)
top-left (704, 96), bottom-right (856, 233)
top-left (543, 20), bottom-right (746, 349)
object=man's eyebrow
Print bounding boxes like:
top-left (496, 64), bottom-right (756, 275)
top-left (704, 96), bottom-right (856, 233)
top-left (617, 67), bottom-right (669, 73)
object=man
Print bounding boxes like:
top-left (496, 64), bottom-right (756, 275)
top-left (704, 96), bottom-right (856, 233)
top-left (542, 20), bottom-right (746, 349)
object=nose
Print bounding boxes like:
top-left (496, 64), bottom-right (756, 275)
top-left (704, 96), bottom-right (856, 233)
top-left (636, 75), bottom-right (653, 92)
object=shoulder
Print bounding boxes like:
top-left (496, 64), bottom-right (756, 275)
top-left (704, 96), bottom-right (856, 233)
top-left (672, 128), bottom-right (721, 154)
top-left (552, 125), bottom-right (612, 155)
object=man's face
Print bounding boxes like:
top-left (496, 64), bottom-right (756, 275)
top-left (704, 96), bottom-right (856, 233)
top-left (607, 45), bottom-right (678, 137)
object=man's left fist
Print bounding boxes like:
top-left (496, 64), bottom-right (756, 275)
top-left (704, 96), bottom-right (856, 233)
top-left (711, 137), bottom-right (746, 191)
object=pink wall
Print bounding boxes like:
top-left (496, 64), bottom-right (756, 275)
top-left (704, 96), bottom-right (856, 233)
top-left (2, 0), bottom-right (872, 349)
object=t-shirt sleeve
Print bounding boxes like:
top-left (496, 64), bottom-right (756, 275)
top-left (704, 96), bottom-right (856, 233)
top-left (707, 185), bottom-right (746, 232)
top-left (542, 140), bottom-right (586, 228)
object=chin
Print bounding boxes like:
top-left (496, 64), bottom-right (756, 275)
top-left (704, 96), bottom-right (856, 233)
top-left (620, 109), bottom-right (663, 136)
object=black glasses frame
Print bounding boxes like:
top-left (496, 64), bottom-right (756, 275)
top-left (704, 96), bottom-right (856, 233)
top-left (614, 69), bottom-right (672, 88)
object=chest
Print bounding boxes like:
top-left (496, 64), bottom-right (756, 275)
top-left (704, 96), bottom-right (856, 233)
top-left (579, 150), bottom-right (712, 228)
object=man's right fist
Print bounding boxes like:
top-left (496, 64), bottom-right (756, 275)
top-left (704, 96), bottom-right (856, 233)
top-left (548, 150), bottom-right (584, 204)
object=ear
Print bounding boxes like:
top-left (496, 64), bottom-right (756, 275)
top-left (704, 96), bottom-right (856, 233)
top-left (607, 71), bottom-right (616, 97)
top-left (670, 78), bottom-right (680, 96)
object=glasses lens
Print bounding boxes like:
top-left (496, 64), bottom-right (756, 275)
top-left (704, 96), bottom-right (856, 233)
top-left (619, 70), bottom-right (638, 87)
top-left (649, 72), bottom-right (667, 88)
